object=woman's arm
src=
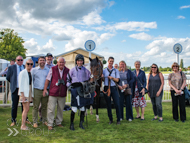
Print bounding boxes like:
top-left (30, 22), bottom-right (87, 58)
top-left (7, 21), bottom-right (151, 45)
top-left (156, 72), bottom-right (164, 96)
top-left (180, 72), bottom-right (187, 90)
top-left (146, 74), bottom-right (150, 90)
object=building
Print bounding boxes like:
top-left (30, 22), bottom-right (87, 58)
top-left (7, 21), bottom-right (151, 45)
top-left (55, 48), bottom-right (104, 69)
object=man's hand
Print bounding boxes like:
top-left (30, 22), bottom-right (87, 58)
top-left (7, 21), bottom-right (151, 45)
top-left (118, 85), bottom-right (123, 90)
top-left (43, 89), bottom-right (48, 97)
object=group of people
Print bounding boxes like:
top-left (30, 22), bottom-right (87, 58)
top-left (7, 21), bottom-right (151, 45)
top-left (108, 59), bottom-right (187, 124)
top-left (4, 53), bottom-right (187, 131)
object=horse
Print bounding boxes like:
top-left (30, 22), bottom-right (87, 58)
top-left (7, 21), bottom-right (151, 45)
top-left (89, 57), bottom-right (103, 122)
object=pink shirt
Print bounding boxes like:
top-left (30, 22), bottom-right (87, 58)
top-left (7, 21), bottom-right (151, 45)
top-left (46, 67), bottom-right (64, 81)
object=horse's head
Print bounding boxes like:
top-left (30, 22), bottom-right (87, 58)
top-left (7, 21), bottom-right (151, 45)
top-left (89, 57), bottom-right (103, 83)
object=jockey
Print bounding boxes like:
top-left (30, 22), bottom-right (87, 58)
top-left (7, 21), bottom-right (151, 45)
top-left (67, 54), bottom-right (94, 130)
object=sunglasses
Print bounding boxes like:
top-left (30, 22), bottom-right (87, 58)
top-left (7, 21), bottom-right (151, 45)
top-left (173, 66), bottom-right (178, 68)
top-left (27, 63), bottom-right (33, 66)
top-left (151, 67), bottom-right (157, 68)
top-left (17, 59), bottom-right (23, 61)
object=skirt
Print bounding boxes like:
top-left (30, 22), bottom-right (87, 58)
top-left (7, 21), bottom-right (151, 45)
top-left (19, 85), bottom-right (33, 103)
top-left (132, 86), bottom-right (146, 108)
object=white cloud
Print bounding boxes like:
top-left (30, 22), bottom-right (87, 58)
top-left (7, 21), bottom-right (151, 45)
top-left (121, 40), bottom-right (126, 42)
top-left (100, 37), bottom-right (190, 68)
top-left (81, 10), bottom-right (105, 25)
top-left (108, 1), bottom-right (115, 7)
top-left (94, 21), bottom-right (157, 32)
top-left (24, 38), bottom-right (55, 55)
top-left (64, 30), bottom-right (115, 51)
top-left (180, 5), bottom-right (190, 9)
top-left (129, 32), bottom-right (153, 41)
top-left (177, 15), bottom-right (185, 19)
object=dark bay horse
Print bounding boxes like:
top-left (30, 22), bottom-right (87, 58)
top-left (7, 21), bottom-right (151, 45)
top-left (89, 57), bottom-right (103, 122)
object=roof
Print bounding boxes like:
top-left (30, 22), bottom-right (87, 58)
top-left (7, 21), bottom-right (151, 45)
top-left (55, 47), bottom-right (104, 59)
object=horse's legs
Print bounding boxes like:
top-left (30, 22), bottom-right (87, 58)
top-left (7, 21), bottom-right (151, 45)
top-left (96, 90), bottom-right (100, 122)
top-left (90, 105), bottom-right (93, 115)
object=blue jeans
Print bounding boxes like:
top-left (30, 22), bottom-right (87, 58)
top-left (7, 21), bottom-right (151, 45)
top-left (119, 91), bottom-right (133, 120)
top-left (150, 94), bottom-right (163, 117)
top-left (104, 86), bottom-right (120, 122)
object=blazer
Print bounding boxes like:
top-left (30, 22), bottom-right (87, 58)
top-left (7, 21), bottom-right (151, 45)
top-left (132, 69), bottom-right (146, 97)
top-left (18, 69), bottom-right (33, 97)
top-left (126, 69), bottom-right (135, 95)
top-left (6, 64), bottom-right (24, 93)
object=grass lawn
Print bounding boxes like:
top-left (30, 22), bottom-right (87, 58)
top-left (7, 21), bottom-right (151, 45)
top-left (0, 102), bottom-right (190, 143)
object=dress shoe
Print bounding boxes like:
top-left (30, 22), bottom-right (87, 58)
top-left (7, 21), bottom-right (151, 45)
top-left (158, 119), bottom-right (163, 122)
top-left (175, 119), bottom-right (179, 122)
top-left (151, 118), bottom-right (157, 121)
top-left (117, 121), bottom-right (121, 125)
top-left (109, 121), bottom-right (113, 124)
top-left (33, 123), bottom-right (38, 128)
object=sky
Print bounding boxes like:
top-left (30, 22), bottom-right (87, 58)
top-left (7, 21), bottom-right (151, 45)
top-left (0, 0), bottom-right (190, 68)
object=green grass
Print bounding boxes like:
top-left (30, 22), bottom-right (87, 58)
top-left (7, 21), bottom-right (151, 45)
top-left (1, 102), bottom-right (190, 143)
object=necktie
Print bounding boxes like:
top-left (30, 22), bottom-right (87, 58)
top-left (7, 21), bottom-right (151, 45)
top-left (20, 66), bottom-right (22, 72)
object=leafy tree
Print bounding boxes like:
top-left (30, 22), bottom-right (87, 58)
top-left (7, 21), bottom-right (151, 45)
top-left (180, 59), bottom-right (184, 69)
top-left (0, 28), bottom-right (27, 61)
top-left (53, 59), bottom-right (57, 65)
top-left (103, 60), bottom-right (107, 64)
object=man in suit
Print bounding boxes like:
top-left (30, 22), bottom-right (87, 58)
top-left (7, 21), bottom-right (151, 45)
top-left (6, 55), bottom-right (26, 126)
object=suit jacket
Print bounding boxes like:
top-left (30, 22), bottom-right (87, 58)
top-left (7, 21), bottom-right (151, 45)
top-left (6, 64), bottom-right (25, 93)
top-left (18, 69), bottom-right (33, 97)
top-left (132, 69), bottom-right (146, 97)
top-left (126, 69), bottom-right (135, 96)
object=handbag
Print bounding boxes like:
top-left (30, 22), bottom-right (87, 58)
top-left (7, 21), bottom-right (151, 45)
top-left (133, 72), bottom-right (148, 94)
top-left (180, 72), bottom-right (190, 99)
top-left (124, 87), bottom-right (132, 95)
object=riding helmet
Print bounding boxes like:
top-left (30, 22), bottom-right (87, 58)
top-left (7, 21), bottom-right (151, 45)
top-left (75, 54), bottom-right (84, 65)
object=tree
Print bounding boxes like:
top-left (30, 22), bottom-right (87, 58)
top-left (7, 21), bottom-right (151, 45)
top-left (180, 59), bottom-right (184, 69)
top-left (53, 59), bottom-right (57, 65)
top-left (0, 28), bottom-right (27, 61)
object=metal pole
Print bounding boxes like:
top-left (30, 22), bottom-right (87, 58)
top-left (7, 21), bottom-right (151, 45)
top-left (176, 54), bottom-right (179, 64)
top-left (89, 51), bottom-right (91, 58)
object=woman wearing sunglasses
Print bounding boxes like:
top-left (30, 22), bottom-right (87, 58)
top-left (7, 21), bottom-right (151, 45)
top-left (168, 62), bottom-right (187, 122)
top-left (18, 59), bottom-right (34, 130)
top-left (147, 64), bottom-right (164, 122)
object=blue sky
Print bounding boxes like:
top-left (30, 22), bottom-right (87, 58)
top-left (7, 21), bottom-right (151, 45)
top-left (0, 0), bottom-right (190, 67)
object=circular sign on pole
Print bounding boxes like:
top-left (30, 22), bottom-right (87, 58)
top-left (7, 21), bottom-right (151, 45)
top-left (173, 43), bottom-right (183, 54)
top-left (84, 40), bottom-right (96, 51)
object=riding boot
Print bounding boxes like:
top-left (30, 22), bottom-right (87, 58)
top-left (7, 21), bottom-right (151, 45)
top-left (79, 111), bottom-right (85, 129)
top-left (70, 111), bottom-right (75, 130)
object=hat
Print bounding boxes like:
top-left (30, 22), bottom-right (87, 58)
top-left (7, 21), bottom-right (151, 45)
top-left (46, 53), bottom-right (53, 57)
top-left (75, 54), bottom-right (84, 65)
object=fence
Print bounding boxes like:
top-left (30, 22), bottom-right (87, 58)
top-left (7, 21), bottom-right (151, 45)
top-left (1, 75), bottom-right (190, 106)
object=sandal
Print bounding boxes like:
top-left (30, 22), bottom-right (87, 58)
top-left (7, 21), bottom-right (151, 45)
top-left (135, 116), bottom-right (141, 119)
top-left (21, 126), bottom-right (29, 130)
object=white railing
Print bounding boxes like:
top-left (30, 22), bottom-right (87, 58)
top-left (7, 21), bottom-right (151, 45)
top-left (1, 75), bottom-right (190, 106)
